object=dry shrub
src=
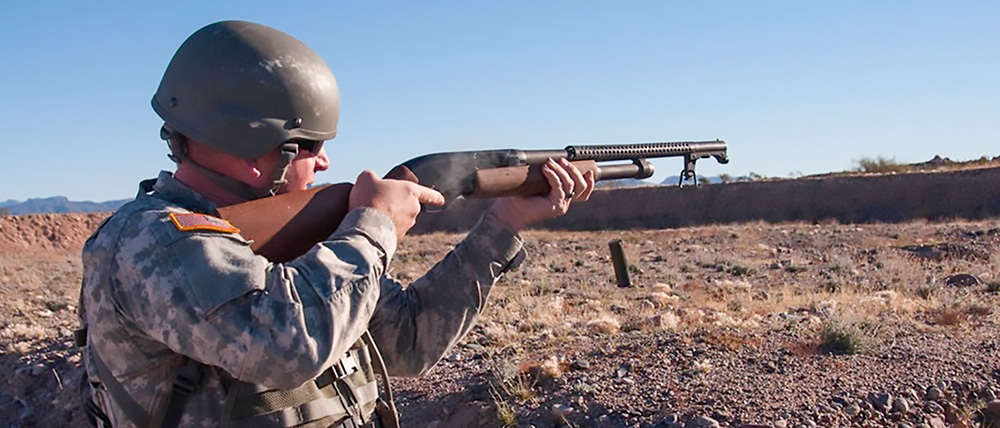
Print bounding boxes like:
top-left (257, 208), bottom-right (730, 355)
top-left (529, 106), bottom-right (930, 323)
top-left (538, 355), bottom-right (565, 379)
top-left (676, 280), bottom-right (732, 313)
top-left (510, 293), bottom-right (566, 334)
top-left (929, 307), bottom-right (966, 326)
top-left (926, 295), bottom-right (994, 326)
top-left (916, 284), bottom-right (941, 300)
top-left (490, 387), bottom-right (518, 428)
top-left (586, 313), bottom-right (621, 334)
top-left (679, 280), bottom-right (708, 293)
top-left (820, 319), bottom-right (876, 355)
top-left (671, 307), bottom-right (761, 331)
top-left (840, 289), bottom-right (926, 320)
top-left (874, 253), bottom-right (929, 288)
top-left (486, 351), bottom-right (536, 403)
top-left (647, 283), bottom-right (678, 307)
top-left (703, 311), bottom-right (737, 327)
top-left (623, 311), bottom-right (680, 333)
top-left (651, 283), bottom-right (672, 293)
top-left (703, 329), bottom-right (760, 350)
top-left (649, 292), bottom-right (680, 308)
top-left (869, 290), bottom-right (898, 304)
top-left (692, 359), bottom-right (713, 374)
top-left (486, 350), bottom-right (534, 428)
top-left (813, 299), bottom-right (838, 316)
top-left (653, 312), bottom-right (680, 330)
top-left (479, 321), bottom-right (514, 348)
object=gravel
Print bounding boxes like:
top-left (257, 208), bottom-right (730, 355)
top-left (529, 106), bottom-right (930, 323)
top-left (3, 214), bottom-right (999, 427)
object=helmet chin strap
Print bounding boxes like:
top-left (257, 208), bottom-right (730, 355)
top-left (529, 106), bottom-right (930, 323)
top-left (163, 126), bottom-right (299, 201)
top-left (263, 143), bottom-right (299, 196)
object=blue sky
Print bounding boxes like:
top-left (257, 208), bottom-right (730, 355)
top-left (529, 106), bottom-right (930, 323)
top-left (1, 1), bottom-right (997, 202)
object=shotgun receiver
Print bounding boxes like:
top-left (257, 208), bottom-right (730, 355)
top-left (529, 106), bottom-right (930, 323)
top-left (218, 140), bottom-right (728, 262)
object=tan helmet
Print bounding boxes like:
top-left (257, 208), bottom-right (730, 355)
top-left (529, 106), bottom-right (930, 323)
top-left (152, 20), bottom-right (339, 160)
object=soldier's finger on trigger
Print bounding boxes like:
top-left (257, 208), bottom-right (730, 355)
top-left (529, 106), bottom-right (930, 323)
top-left (416, 185), bottom-right (445, 206)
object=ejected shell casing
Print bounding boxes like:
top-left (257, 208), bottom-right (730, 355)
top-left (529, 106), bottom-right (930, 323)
top-left (608, 239), bottom-right (632, 287)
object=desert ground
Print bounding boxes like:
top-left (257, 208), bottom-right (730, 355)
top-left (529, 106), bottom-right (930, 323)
top-left (1, 211), bottom-right (999, 427)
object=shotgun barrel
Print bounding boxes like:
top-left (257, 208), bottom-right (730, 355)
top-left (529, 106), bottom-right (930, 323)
top-left (400, 139), bottom-right (729, 201)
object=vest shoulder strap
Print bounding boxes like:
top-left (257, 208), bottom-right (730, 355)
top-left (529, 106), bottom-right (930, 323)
top-left (87, 344), bottom-right (204, 428)
top-left (88, 346), bottom-right (153, 427)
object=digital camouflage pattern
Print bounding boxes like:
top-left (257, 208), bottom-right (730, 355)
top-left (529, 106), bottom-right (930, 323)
top-left (79, 171), bottom-right (525, 427)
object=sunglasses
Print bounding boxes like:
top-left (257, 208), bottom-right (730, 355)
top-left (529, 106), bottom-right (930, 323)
top-left (293, 140), bottom-right (324, 154)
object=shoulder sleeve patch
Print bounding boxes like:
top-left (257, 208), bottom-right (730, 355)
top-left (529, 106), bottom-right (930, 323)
top-left (169, 212), bottom-right (240, 233)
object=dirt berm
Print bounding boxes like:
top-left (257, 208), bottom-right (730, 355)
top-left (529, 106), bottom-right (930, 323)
top-left (413, 166), bottom-right (1000, 233)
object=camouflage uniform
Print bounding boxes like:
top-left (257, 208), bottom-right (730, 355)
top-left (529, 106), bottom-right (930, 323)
top-left (79, 171), bottom-right (525, 427)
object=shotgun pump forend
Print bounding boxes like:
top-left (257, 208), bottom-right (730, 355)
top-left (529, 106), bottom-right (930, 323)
top-left (396, 139), bottom-right (729, 204)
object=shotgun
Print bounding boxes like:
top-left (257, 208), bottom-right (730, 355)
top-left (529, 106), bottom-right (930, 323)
top-left (218, 140), bottom-right (728, 262)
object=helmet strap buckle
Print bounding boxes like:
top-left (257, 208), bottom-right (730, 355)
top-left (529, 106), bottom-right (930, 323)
top-left (264, 143), bottom-right (300, 197)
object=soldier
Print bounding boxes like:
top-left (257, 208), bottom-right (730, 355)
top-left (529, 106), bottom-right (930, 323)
top-left (76, 20), bottom-right (594, 428)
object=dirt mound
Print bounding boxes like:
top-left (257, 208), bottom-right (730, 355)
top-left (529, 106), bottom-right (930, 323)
top-left (0, 213), bottom-right (108, 252)
top-left (415, 166), bottom-right (1000, 233)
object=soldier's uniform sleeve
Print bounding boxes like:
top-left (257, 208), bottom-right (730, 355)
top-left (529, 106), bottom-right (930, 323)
top-left (111, 207), bottom-right (397, 390)
top-left (367, 212), bottom-right (525, 376)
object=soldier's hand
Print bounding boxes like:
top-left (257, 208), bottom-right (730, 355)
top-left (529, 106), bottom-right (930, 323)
top-left (350, 170), bottom-right (445, 240)
top-left (488, 158), bottom-right (595, 232)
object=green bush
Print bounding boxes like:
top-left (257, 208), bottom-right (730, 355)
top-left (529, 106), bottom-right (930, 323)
top-left (820, 321), bottom-right (871, 355)
top-left (854, 156), bottom-right (909, 174)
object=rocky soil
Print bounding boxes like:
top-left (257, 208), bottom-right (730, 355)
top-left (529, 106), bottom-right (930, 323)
top-left (1, 213), bottom-right (999, 428)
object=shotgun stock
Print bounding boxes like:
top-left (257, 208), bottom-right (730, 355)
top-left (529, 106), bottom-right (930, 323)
top-left (218, 140), bottom-right (728, 262)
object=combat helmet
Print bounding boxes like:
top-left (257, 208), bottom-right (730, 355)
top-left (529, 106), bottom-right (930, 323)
top-left (152, 20), bottom-right (340, 198)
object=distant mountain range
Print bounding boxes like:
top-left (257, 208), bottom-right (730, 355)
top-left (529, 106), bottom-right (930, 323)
top-left (0, 196), bottom-right (129, 215)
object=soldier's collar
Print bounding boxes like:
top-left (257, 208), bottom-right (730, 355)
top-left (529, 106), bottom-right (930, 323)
top-left (149, 171), bottom-right (221, 215)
